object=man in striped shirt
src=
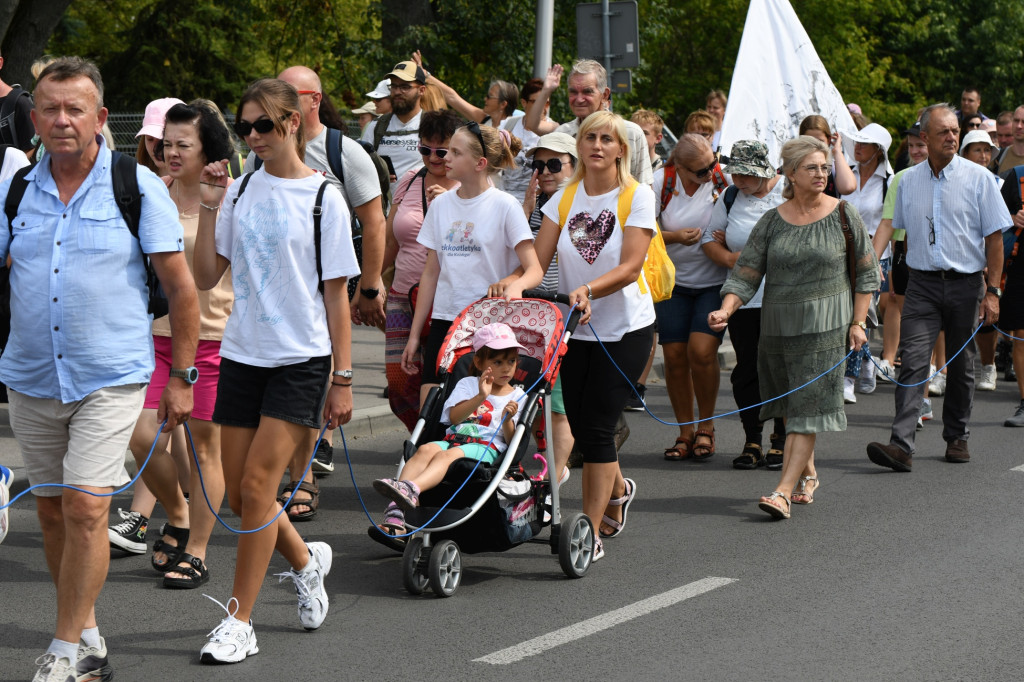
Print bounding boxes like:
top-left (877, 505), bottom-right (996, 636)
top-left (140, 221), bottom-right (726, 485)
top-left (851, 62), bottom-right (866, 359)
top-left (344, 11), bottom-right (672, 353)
top-left (867, 103), bottom-right (1011, 471)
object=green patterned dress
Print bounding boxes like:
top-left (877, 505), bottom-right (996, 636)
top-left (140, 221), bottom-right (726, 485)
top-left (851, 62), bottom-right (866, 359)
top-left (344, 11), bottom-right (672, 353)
top-left (720, 203), bottom-right (879, 434)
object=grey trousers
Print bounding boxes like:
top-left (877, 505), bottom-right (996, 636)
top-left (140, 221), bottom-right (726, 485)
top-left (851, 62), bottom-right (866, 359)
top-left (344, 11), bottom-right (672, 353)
top-left (890, 271), bottom-right (983, 454)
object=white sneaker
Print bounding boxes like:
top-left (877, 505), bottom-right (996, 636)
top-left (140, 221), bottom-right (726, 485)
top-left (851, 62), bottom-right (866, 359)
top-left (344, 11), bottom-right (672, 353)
top-left (200, 596), bottom-right (258, 664)
top-left (875, 359), bottom-right (895, 383)
top-left (857, 356), bottom-right (876, 394)
top-left (277, 541), bottom-right (332, 630)
top-left (76, 636), bottom-right (113, 681)
top-left (920, 397), bottom-right (933, 421)
top-left (844, 377), bottom-right (857, 404)
top-left (978, 364), bottom-right (997, 391)
top-left (31, 653), bottom-right (75, 682)
top-left (929, 368), bottom-right (946, 396)
top-left (0, 465), bottom-right (12, 545)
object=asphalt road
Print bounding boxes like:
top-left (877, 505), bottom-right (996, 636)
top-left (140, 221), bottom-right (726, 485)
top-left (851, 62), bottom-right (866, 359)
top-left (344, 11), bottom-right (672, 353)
top-left (3, 371), bottom-right (1024, 681)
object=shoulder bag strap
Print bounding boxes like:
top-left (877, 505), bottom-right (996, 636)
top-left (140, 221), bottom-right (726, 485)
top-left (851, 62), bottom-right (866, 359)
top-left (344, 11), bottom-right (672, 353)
top-left (839, 199), bottom-right (856, 292)
top-left (313, 180), bottom-right (328, 294)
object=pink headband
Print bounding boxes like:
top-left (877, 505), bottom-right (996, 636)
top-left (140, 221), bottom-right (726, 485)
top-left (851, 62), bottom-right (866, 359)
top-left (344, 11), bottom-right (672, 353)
top-left (498, 128), bottom-right (512, 147)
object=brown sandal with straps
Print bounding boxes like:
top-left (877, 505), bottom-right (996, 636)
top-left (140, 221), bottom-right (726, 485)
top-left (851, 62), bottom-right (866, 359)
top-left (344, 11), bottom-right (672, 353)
top-left (692, 429), bottom-right (716, 461)
top-left (278, 480), bottom-right (320, 522)
top-left (664, 436), bottom-right (694, 461)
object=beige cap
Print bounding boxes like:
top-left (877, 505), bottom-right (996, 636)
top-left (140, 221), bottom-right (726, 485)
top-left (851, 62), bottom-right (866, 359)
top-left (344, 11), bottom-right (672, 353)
top-left (525, 132), bottom-right (578, 159)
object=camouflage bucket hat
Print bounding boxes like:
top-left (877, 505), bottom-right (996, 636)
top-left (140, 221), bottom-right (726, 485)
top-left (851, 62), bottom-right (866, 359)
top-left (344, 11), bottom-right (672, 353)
top-left (723, 140), bottom-right (775, 179)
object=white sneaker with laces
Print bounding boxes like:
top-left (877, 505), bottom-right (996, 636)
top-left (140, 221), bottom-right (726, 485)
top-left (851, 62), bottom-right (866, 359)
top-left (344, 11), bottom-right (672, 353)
top-left (857, 356), bottom-right (876, 394)
top-left (929, 367), bottom-right (946, 396)
top-left (31, 653), bottom-right (75, 682)
top-left (978, 363), bottom-right (997, 391)
top-left (875, 359), bottom-right (895, 383)
top-left (276, 541), bottom-right (332, 630)
top-left (200, 596), bottom-right (258, 664)
top-left (844, 377), bottom-right (857, 404)
top-left (920, 397), bottom-right (934, 421)
top-left (76, 636), bottom-right (113, 681)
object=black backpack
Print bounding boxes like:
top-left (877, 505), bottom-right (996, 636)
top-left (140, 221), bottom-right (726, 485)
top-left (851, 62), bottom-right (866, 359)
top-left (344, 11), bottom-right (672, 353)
top-left (0, 86), bottom-right (31, 149)
top-left (4, 150), bottom-right (169, 318)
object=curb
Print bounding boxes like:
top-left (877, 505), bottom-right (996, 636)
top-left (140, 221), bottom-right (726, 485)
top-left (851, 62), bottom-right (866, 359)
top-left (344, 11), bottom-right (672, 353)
top-left (337, 404), bottom-right (406, 440)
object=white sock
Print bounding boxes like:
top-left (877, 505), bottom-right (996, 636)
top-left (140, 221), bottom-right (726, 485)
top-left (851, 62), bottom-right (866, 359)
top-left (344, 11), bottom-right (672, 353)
top-left (46, 638), bottom-right (78, 662)
top-left (81, 626), bottom-right (102, 649)
top-left (298, 547), bottom-right (315, 575)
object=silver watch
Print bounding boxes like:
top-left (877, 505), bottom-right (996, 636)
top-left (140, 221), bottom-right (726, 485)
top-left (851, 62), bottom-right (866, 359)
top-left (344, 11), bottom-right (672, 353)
top-left (332, 369), bottom-right (353, 380)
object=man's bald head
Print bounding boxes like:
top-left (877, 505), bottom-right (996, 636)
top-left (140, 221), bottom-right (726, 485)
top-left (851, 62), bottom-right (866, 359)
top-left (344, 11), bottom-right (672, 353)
top-left (278, 65), bottom-right (322, 131)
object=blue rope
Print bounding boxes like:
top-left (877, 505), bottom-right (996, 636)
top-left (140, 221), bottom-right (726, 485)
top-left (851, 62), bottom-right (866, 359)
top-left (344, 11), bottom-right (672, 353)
top-left (863, 321), bottom-right (984, 388)
top-left (995, 324), bottom-right (1024, 343)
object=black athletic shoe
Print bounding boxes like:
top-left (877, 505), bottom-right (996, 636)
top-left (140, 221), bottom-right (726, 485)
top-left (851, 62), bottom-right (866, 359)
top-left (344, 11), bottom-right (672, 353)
top-left (77, 636), bottom-right (114, 681)
top-left (108, 509), bottom-right (148, 554)
top-left (624, 383), bottom-right (646, 411)
top-left (312, 438), bottom-right (334, 475)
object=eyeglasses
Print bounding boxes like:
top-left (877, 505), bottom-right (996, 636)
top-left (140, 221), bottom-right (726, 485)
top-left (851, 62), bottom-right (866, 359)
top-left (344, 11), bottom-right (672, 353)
top-left (391, 83), bottom-right (416, 93)
top-left (801, 164), bottom-right (831, 177)
top-left (927, 216), bottom-right (935, 245)
top-left (687, 160), bottom-right (718, 178)
top-left (966, 121), bottom-right (982, 129)
top-left (463, 121), bottom-right (487, 155)
top-left (233, 116), bottom-right (286, 138)
top-left (531, 158), bottom-right (565, 174)
top-left (484, 93), bottom-right (499, 100)
top-left (418, 144), bottom-right (448, 158)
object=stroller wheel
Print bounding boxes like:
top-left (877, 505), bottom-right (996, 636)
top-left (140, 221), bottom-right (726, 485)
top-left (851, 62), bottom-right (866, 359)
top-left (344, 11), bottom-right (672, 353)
top-left (558, 512), bottom-right (594, 578)
top-left (402, 537), bottom-right (429, 595)
top-left (428, 540), bottom-right (462, 597)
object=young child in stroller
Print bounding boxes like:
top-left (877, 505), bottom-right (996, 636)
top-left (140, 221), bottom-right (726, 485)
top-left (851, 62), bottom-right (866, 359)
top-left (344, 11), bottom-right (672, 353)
top-left (373, 323), bottom-right (527, 530)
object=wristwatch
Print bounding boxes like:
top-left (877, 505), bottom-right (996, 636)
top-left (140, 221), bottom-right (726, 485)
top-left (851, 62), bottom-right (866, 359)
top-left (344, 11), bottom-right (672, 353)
top-left (332, 369), bottom-right (353, 380)
top-left (987, 285), bottom-right (1002, 299)
top-left (169, 367), bottom-right (199, 385)
top-left (851, 321), bottom-right (868, 331)
top-left (359, 287), bottom-right (380, 299)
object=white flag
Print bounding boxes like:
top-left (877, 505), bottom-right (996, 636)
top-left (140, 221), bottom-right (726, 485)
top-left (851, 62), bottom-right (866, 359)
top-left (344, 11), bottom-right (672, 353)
top-left (718, 0), bottom-right (855, 166)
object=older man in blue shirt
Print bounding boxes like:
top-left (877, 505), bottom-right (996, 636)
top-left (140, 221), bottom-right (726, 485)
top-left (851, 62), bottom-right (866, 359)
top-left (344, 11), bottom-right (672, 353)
top-left (867, 103), bottom-right (1011, 472)
top-left (2, 58), bottom-right (199, 682)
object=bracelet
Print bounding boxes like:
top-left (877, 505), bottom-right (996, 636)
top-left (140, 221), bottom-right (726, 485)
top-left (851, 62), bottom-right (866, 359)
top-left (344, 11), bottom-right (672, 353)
top-left (584, 283), bottom-right (594, 300)
top-left (200, 202), bottom-right (220, 211)
top-left (331, 381), bottom-right (352, 387)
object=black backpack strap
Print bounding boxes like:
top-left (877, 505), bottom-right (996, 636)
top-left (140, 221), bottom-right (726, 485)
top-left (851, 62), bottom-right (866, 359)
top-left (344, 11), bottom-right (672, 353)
top-left (232, 172), bottom-right (253, 205)
top-left (416, 166), bottom-right (429, 215)
top-left (0, 145), bottom-right (8, 170)
top-left (723, 185), bottom-right (740, 216)
top-left (4, 164), bottom-right (32, 236)
top-left (110, 151), bottom-right (142, 238)
top-left (0, 88), bottom-right (28, 146)
top-left (325, 127), bottom-right (344, 186)
top-left (253, 155), bottom-right (263, 171)
top-left (313, 180), bottom-right (328, 294)
top-left (882, 172), bottom-right (890, 202)
top-left (372, 113), bottom-right (392, 151)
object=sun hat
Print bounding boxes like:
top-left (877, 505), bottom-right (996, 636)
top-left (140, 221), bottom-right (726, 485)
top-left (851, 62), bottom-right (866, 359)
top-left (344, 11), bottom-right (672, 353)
top-left (472, 323), bottom-right (526, 352)
top-left (843, 123), bottom-right (894, 175)
top-left (525, 132), bottom-right (578, 159)
top-left (959, 129), bottom-right (998, 155)
top-left (136, 97), bottom-right (185, 139)
top-left (351, 101), bottom-right (377, 116)
top-left (722, 140), bottom-right (775, 179)
top-left (366, 79), bottom-right (391, 100)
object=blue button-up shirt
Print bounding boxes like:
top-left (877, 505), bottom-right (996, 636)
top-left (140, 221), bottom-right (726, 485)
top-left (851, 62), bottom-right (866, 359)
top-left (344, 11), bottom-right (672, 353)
top-left (0, 138), bottom-right (183, 402)
top-left (893, 154), bottom-right (1011, 272)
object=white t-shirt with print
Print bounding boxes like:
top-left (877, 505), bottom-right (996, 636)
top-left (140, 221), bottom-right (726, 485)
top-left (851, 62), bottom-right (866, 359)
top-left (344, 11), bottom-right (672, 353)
top-left (702, 180), bottom-right (786, 309)
top-left (541, 182), bottom-right (657, 341)
top-left (441, 376), bottom-right (526, 451)
top-left (215, 169), bottom-right (360, 366)
top-left (653, 168), bottom-right (724, 288)
top-left (417, 186), bottom-right (533, 321)
top-left (362, 112), bottom-right (423, 195)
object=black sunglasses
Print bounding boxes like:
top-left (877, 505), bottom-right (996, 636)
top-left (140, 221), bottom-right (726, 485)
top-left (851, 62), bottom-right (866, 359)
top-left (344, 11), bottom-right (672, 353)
top-left (530, 158), bottom-right (565, 174)
top-left (463, 121), bottom-right (487, 155)
top-left (418, 144), bottom-right (448, 158)
top-left (689, 160), bottom-right (718, 178)
top-left (233, 115), bottom-right (286, 138)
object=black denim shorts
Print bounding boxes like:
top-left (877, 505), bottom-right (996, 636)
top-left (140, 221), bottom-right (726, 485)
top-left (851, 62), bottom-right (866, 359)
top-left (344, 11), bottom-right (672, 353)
top-left (213, 355), bottom-right (331, 429)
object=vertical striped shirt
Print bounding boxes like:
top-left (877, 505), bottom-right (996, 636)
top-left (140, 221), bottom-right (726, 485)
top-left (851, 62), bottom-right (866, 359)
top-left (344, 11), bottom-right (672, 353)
top-left (893, 154), bottom-right (1010, 272)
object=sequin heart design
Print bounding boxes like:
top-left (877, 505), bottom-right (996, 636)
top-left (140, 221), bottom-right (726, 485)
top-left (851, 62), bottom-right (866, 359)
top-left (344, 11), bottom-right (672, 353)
top-left (567, 210), bottom-right (616, 264)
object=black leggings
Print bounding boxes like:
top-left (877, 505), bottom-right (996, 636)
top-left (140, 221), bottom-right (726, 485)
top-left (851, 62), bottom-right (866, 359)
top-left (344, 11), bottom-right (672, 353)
top-left (727, 307), bottom-right (784, 444)
top-left (560, 324), bottom-right (654, 464)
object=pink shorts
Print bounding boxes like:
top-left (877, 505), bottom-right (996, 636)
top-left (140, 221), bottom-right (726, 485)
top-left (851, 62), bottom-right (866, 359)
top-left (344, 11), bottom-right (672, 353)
top-left (144, 336), bottom-right (222, 421)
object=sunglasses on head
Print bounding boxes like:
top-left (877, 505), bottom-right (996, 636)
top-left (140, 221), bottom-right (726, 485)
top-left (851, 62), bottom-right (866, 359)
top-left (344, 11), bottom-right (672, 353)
top-left (463, 121), bottom-right (487, 155)
top-left (233, 116), bottom-right (286, 138)
top-left (689, 160), bottom-right (717, 178)
top-left (530, 158), bottom-right (565, 174)
top-left (418, 144), bottom-right (448, 158)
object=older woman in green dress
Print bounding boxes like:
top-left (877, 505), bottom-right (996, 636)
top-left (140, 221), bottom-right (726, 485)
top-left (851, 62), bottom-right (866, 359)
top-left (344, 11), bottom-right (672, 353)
top-left (708, 136), bottom-right (878, 519)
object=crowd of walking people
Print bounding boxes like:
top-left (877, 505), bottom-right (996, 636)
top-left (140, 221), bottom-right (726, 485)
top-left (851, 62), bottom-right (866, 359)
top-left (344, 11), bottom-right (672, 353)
top-left (0, 48), bottom-right (1022, 681)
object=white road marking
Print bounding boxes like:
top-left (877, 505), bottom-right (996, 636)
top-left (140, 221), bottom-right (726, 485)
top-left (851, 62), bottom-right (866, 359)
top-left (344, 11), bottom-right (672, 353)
top-left (473, 576), bottom-right (737, 665)
top-left (1011, 464), bottom-right (1024, 472)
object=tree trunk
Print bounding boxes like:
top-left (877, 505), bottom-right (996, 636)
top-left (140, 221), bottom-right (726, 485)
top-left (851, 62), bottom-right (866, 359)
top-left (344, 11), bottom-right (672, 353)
top-left (381, 0), bottom-right (434, 46)
top-left (1, 0), bottom-right (74, 88)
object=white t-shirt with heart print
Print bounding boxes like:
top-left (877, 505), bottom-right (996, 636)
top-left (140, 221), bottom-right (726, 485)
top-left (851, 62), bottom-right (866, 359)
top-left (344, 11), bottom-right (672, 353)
top-left (541, 182), bottom-right (657, 341)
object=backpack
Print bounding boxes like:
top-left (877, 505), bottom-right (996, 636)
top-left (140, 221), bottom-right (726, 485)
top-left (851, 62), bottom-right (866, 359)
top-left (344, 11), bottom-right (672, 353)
top-left (1001, 165), bottom-right (1024, 288)
top-left (0, 86), bottom-right (31, 149)
top-left (231, 172), bottom-right (330, 294)
top-left (4, 150), bottom-right (169, 318)
top-left (557, 179), bottom-right (675, 303)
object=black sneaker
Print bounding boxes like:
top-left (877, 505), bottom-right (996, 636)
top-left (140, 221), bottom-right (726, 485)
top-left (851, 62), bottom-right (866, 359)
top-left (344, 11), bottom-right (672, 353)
top-left (765, 433), bottom-right (785, 470)
top-left (77, 636), bottom-right (114, 681)
top-left (624, 383), bottom-right (646, 411)
top-left (312, 438), bottom-right (334, 476)
top-left (108, 509), bottom-right (148, 554)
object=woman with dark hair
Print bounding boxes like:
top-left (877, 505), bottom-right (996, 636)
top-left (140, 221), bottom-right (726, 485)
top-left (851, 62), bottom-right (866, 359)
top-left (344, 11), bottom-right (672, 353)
top-left (135, 97), bottom-right (183, 175)
top-left (194, 78), bottom-right (358, 663)
top-left (123, 99), bottom-right (236, 589)
top-left (411, 51), bottom-right (518, 128)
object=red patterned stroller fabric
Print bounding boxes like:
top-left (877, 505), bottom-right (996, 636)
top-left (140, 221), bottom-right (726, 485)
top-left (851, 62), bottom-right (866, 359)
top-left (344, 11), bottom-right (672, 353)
top-left (436, 298), bottom-right (568, 384)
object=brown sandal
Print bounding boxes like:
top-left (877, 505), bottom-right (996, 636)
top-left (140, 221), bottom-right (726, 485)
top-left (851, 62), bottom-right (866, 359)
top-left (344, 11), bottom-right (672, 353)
top-left (692, 429), bottom-right (716, 461)
top-left (278, 480), bottom-right (320, 522)
top-left (664, 436), bottom-right (694, 461)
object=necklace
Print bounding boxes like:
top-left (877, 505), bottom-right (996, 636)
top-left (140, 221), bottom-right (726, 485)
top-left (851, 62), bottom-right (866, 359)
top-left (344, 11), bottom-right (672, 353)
top-left (174, 181), bottom-right (199, 217)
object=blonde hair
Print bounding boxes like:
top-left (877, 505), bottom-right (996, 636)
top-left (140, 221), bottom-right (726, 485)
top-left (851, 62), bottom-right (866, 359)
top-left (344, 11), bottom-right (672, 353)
top-left (684, 109), bottom-right (716, 136)
top-left (670, 133), bottom-right (713, 171)
top-left (706, 89), bottom-right (727, 108)
top-left (457, 124), bottom-right (521, 172)
top-left (780, 135), bottom-right (831, 199)
top-left (630, 109), bottom-right (664, 135)
top-left (238, 78), bottom-right (305, 160)
top-left (419, 83), bottom-right (448, 112)
top-left (566, 111), bottom-right (633, 189)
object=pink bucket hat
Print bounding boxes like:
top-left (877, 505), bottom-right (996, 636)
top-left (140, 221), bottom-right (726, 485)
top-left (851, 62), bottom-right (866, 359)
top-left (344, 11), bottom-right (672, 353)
top-left (136, 97), bottom-right (185, 139)
top-left (472, 323), bottom-right (526, 352)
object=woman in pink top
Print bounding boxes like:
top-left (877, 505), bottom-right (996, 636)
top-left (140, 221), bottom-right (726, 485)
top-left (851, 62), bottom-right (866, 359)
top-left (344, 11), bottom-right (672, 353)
top-left (382, 109), bottom-right (462, 430)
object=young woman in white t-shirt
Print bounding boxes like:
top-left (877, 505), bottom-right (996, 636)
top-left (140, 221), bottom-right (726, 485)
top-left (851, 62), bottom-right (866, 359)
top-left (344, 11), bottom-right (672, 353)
top-left (401, 122), bottom-right (543, 402)
top-left (193, 79), bottom-right (359, 664)
top-left (534, 111), bottom-right (657, 562)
